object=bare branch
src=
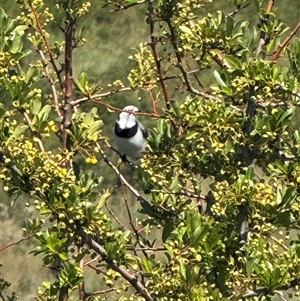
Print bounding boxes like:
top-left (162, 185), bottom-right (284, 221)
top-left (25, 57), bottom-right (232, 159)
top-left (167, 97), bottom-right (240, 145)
top-left (0, 235), bottom-right (34, 253)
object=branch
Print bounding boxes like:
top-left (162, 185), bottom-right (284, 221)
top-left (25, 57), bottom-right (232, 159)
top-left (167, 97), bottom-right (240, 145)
top-left (241, 278), bottom-right (300, 298)
top-left (29, 2), bottom-right (64, 91)
top-left (272, 21), bottom-right (300, 60)
top-left (227, 3), bottom-right (251, 17)
top-left (148, 0), bottom-right (171, 109)
top-left (19, 107), bottom-right (45, 151)
top-left (86, 285), bottom-right (131, 297)
top-left (111, 0), bottom-right (146, 12)
top-left (254, 0), bottom-right (275, 57)
top-left (38, 49), bottom-right (62, 118)
top-left (165, 19), bottom-right (243, 113)
top-left (96, 143), bottom-right (148, 203)
top-left (121, 185), bottom-right (147, 285)
top-left (0, 235), bottom-right (34, 253)
top-left (62, 218), bottom-right (155, 301)
top-left (72, 95), bottom-right (164, 118)
top-left (61, 11), bottom-right (76, 151)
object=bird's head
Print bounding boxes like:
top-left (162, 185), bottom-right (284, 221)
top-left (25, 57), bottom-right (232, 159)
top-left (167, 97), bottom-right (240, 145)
top-left (117, 105), bottom-right (139, 129)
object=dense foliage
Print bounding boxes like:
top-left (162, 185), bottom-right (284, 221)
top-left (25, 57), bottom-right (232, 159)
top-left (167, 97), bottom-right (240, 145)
top-left (0, 0), bottom-right (300, 300)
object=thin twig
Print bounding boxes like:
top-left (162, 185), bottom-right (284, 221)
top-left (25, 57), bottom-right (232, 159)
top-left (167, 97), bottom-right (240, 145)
top-left (147, 89), bottom-right (158, 115)
top-left (0, 235), bottom-right (34, 252)
top-left (110, 0), bottom-right (145, 12)
top-left (96, 143), bottom-right (147, 203)
top-left (105, 202), bottom-right (125, 231)
top-left (19, 108), bottom-right (45, 151)
top-left (121, 185), bottom-right (147, 285)
top-left (86, 285), bottom-right (131, 297)
top-left (29, 2), bottom-right (64, 90)
top-left (268, 235), bottom-right (289, 251)
top-left (72, 96), bottom-right (164, 118)
top-left (38, 50), bottom-right (62, 118)
top-left (227, 3), bottom-right (251, 17)
top-left (148, 0), bottom-right (171, 109)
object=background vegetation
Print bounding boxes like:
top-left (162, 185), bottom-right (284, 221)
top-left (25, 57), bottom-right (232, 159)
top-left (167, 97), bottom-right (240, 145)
top-left (0, 0), bottom-right (300, 300)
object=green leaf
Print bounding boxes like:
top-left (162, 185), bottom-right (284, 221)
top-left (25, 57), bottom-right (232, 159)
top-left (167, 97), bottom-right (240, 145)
top-left (162, 223), bottom-right (174, 243)
top-left (58, 252), bottom-right (68, 261)
top-left (189, 224), bottom-right (208, 248)
top-left (213, 70), bottom-right (227, 87)
top-left (178, 25), bottom-right (193, 36)
top-left (224, 55), bottom-right (241, 69)
top-left (87, 120), bottom-right (103, 136)
top-left (30, 98), bottom-right (42, 115)
top-left (12, 25), bottom-right (28, 36)
top-left (8, 124), bottom-right (28, 142)
top-left (10, 33), bottom-right (23, 53)
top-left (141, 256), bottom-right (152, 273)
top-left (226, 16), bottom-right (234, 37)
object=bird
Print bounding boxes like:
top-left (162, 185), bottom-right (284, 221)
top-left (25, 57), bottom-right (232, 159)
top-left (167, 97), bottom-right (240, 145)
top-left (114, 105), bottom-right (149, 161)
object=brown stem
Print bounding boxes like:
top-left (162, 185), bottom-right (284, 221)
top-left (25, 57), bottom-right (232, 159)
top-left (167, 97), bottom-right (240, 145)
top-left (0, 235), bottom-right (34, 252)
top-left (148, 0), bottom-right (171, 109)
top-left (272, 21), bottom-right (300, 60)
top-left (147, 89), bottom-right (158, 115)
top-left (61, 10), bottom-right (76, 151)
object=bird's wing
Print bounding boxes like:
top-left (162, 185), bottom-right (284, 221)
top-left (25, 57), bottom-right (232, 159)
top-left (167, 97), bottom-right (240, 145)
top-left (138, 121), bottom-right (149, 139)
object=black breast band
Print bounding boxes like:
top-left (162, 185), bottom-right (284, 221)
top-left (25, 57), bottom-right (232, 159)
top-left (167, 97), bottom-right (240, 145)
top-left (114, 122), bottom-right (138, 138)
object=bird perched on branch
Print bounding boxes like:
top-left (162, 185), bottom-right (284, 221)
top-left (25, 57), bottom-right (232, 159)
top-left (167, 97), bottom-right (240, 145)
top-left (114, 105), bottom-right (149, 161)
